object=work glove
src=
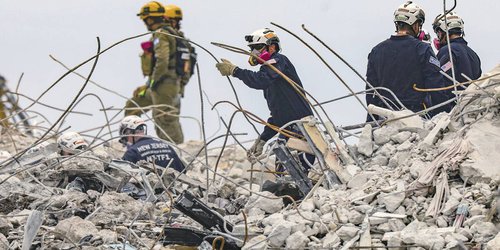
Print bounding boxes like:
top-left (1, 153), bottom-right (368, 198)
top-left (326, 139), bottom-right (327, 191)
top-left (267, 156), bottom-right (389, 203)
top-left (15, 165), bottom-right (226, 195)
top-left (215, 59), bottom-right (237, 76)
top-left (247, 139), bottom-right (266, 163)
top-left (133, 85), bottom-right (148, 98)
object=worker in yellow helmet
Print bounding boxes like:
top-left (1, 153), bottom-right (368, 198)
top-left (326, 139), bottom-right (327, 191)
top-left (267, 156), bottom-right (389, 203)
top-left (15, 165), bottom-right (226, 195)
top-left (0, 76), bottom-right (8, 127)
top-left (125, 1), bottom-right (188, 144)
top-left (164, 4), bottom-right (196, 109)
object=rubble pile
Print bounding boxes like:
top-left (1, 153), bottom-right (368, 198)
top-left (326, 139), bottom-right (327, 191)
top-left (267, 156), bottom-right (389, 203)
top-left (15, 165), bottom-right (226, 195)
top-left (0, 66), bottom-right (499, 250)
top-left (229, 66), bottom-right (500, 250)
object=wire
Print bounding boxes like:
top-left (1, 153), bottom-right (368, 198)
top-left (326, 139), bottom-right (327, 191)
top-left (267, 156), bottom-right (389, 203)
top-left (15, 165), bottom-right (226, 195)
top-left (301, 24), bottom-right (395, 112)
top-left (270, 22), bottom-right (379, 124)
top-left (412, 72), bottom-right (500, 92)
top-left (155, 30), bottom-right (261, 136)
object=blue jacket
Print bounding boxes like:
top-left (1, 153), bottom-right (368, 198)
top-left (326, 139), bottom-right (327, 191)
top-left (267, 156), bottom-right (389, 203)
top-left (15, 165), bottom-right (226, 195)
top-left (366, 35), bottom-right (447, 113)
top-left (437, 37), bottom-right (481, 89)
top-left (122, 137), bottom-right (185, 172)
top-left (233, 52), bottom-right (313, 142)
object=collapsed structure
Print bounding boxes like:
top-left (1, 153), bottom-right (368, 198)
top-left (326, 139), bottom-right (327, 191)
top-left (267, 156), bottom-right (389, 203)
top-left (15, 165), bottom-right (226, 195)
top-left (0, 65), bottom-right (500, 249)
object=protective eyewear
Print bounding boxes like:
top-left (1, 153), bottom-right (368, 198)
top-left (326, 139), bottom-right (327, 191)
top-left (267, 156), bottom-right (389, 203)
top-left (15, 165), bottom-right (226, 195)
top-left (249, 44), bottom-right (265, 51)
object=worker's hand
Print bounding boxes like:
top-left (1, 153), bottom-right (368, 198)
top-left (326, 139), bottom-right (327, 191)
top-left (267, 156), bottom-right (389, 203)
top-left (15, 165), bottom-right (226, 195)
top-left (133, 85), bottom-right (148, 98)
top-left (215, 59), bottom-right (236, 76)
top-left (247, 139), bottom-right (266, 163)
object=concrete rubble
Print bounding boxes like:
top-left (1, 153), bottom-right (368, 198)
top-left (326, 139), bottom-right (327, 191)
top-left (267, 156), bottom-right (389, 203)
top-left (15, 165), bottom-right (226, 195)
top-left (0, 66), bottom-right (499, 249)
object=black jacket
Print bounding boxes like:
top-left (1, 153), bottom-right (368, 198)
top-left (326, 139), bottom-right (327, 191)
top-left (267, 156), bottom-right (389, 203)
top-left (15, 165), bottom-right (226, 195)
top-left (122, 137), bottom-right (184, 172)
top-left (366, 35), bottom-right (447, 113)
top-left (437, 37), bottom-right (481, 89)
top-left (233, 53), bottom-right (313, 141)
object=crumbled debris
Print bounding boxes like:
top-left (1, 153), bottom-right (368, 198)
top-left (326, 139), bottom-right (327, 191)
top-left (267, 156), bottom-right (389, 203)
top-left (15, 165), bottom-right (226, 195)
top-left (1, 66), bottom-right (500, 249)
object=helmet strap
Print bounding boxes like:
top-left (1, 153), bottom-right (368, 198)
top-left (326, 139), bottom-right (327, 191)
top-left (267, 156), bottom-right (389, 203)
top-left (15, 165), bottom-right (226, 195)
top-left (409, 22), bottom-right (422, 38)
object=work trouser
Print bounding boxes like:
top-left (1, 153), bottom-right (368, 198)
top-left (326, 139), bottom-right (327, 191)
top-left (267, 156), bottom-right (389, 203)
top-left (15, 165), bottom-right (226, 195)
top-left (124, 77), bottom-right (183, 144)
top-left (0, 89), bottom-right (8, 127)
top-left (277, 124), bottom-right (316, 173)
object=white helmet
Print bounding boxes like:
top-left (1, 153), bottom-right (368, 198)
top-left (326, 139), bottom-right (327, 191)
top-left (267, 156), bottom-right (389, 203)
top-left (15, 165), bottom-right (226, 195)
top-left (393, 1), bottom-right (426, 25)
top-left (119, 115), bottom-right (146, 136)
top-left (57, 132), bottom-right (88, 154)
top-left (433, 12), bottom-right (464, 33)
top-left (245, 28), bottom-right (280, 49)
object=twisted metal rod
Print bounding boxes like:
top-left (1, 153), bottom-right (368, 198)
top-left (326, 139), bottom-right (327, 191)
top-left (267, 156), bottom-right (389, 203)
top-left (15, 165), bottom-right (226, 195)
top-left (54, 93), bottom-right (113, 140)
top-left (315, 86), bottom-right (407, 110)
top-left (269, 22), bottom-right (378, 124)
top-left (300, 24), bottom-right (395, 112)
top-left (155, 30), bottom-right (260, 136)
top-left (4, 91), bottom-right (92, 116)
top-left (48, 54), bottom-right (175, 144)
top-left (1, 37), bottom-right (103, 168)
top-left (211, 41), bottom-right (358, 164)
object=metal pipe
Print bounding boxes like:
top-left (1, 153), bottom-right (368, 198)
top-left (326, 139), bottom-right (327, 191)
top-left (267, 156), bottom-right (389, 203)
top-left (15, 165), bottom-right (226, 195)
top-left (443, 0), bottom-right (459, 100)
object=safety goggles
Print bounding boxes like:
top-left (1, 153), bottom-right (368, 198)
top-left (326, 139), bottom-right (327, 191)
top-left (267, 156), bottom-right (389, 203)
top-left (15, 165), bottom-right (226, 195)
top-left (249, 44), bottom-right (266, 51)
top-left (58, 144), bottom-right (87, 156)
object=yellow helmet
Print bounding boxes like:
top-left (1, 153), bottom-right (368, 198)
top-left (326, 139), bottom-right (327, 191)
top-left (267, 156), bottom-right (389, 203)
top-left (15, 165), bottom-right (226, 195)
top-left (137, 1), bottom-right (166, 20)
top-left (164, 4), bottom-right (183, 20)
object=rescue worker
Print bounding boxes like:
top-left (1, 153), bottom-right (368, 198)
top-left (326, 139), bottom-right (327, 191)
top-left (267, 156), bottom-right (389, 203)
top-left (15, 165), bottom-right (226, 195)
top-left (57, 131), bottom-right (95, 192)
top-left (119, 115), bottom-right (185, 172)
top-left (125, 1), bottom-right (190, 144)
top-left (215, 28), bottom-right (315, 172)
top-left (0, 76), bottom-right (9, 127)
top-left (432, 12), bottom-right (481, 113)
top-left (164, 4), bottom-right (197, 109)
top-left (57, 131), bottom-right (88, 156)
top-left (366, 1), bottom-right (448, 121)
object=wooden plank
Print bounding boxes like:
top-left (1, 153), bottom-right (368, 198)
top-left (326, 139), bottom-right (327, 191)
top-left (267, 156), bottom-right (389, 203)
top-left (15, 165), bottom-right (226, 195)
top-left (324, 121), bottom-right (355, 165)
top-left (301, 117), bottom-right (353, 183)
top-left (286, 137), bottom-right (314, 154)
top-left (301, 117), bottom-right (352, 183)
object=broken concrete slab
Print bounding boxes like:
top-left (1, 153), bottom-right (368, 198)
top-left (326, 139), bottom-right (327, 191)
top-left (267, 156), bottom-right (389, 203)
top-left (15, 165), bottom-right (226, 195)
top-left (368, 104), bottom-right (424, 129)
top-left (461, 119), bottom-right (500, 184)
top-left (0, 218), bottom-right (12, 236)
top-left (242, 235), bottom-right (267, 250)
top-left (486, 232), bottom-right (500, 250)
top-left (268, 221), bottom-right (294, 247)
top-left (373, 126), bottom-right (399, 145)
top-left (54, 216), bottom-right (98, 243)
top-left (245, 191), bottom-right (283, 214)
top-left (336, 224), bottom-right (359, 241)
top-left (391, 131), bottom-right (412, 144)
top-left (357, 124), bottom-right (373, 157)
top-left (285, 231), bottom-right (310, 249)
top-left (378, 181), bottom-right (405, 212)
top-left (322, 231), bottom-right (341, 248)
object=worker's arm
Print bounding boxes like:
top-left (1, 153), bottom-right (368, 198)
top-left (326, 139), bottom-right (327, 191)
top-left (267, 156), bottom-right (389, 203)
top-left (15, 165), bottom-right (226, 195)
top-left (151, 32), bottom-right (171, 86)
top-left (259, 115), bottom-right (278, 142)
top-left (233, 58), bottom-right (283, 90)
top-left (365, 50), bottom-right (379, 107)
top-left (418, 43), bottom-right (449, 104)
top-left (122, 148), bottom-right (139, 164)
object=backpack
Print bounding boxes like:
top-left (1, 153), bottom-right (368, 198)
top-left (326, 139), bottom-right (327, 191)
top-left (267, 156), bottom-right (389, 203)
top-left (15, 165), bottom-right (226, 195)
top-left (165, 26), bottom-right (197, 77)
